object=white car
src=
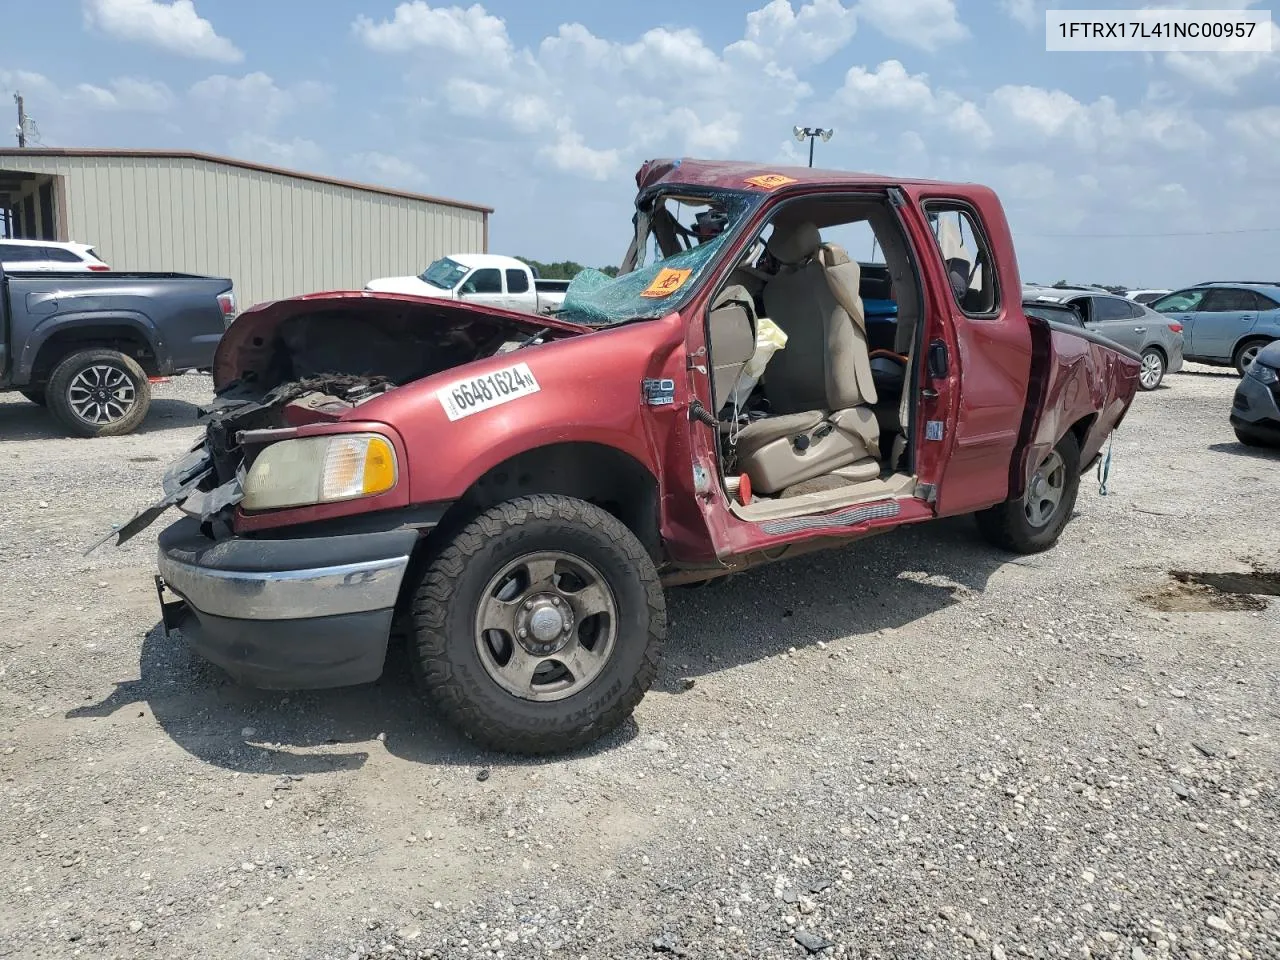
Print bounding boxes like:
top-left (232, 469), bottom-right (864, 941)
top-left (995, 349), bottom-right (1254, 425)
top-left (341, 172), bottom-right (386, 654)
top-left (0, 239), bottom-right (110, 272)
top-left (1125, 288), bottom-right (1172, 305)
top-left (365, 253), bottom-right (567, 316)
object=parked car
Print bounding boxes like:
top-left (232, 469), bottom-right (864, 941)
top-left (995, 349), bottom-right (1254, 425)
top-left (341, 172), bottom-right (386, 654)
top-left (1230, 339), bottom-right (1280, 447)
top-left (1125, 288), bottom-right (1171, 305)
top-left (1022, 297), bottom-right (1086, 328)
top-left (1027, 289), bottom-right (1183, 390)
top-left (365, 254), bottom-right (567, 316)
top-left (1149, 282), bottom-right (1280, 376)
top-left (0, 238), bottom-right (110, 272)
top-left (101, 158), bottom-right (1141, 755)
top-left (0, 264), bottom-right (235, 436)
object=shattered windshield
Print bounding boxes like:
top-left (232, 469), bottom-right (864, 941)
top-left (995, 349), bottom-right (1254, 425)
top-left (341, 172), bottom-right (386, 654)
top-left (559, 189), bottom-right (762, 327)
top-left (419, 257), bottom-right (469, 289)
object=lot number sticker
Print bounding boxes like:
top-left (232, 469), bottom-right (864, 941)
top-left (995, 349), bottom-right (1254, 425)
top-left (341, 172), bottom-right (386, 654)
top-left (439, 362), bottom-right (540, 421)
top-left (640, 267), bottom-right (693, 299)
top-left (744, 174), bottom-right (797, 190)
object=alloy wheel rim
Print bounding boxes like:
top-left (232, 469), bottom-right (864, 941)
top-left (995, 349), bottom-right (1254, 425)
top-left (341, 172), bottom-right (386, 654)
top-left (474, 551), bottom-right (618, 702)
top-left (67, 364), bottom-right (137, 425)
top-left (1024, 449), bottom-right (1067, 529)
top-left (1140, 353), bottom-right (1163, 388)
top-left (1242, 345), bottom-right (1260, 370)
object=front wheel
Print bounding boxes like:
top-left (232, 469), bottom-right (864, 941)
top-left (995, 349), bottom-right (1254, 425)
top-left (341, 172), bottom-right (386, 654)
top-left (409, 495), bottom-right (666, 755)
top-left (1138, 348), bottom-right (1165, 391)
top-left (976, 432), bottom-right (1082, 554)
top-left (46, 349), bottom-right (151, 438)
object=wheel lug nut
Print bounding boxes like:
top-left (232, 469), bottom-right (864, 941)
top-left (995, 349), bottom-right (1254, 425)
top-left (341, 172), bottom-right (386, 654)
top-left (518, 628), bottom-right (528, 639)
top-left (551, 597), bottom-right (561, 605)
top-left (524, 600), bottom-right (534, 610)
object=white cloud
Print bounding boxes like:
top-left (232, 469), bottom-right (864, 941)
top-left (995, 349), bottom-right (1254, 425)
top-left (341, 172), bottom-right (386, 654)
top-left (1164, 39), bottom-right (1278, 93)
top-left (444, 78), bottom-right (500, 114)
top-left (839, 60), bottom-right (935, 111)
top-left (731, 0), bottom-right (858, 64)
top-left (986, 84), bottom-right (1208, 153)
top-left (1000, 0), bottom-right (1041, 30)
top-left (82, 0), bottom-right (242, 62)
top-left (228, 133), bottom-right (326, 171)
top-left (189, 73), bottom-right (329, 128)
top-left (539, 123), bottom-right (620, 181)
top-left (73, 77), bottom-right (174, 112)
top-left (855, 0), bottom-right (967, 50)
top-left (348, 151), bottom-right (428, 188)
top-left (353, 1), bottom-right (512, 62)
top-left (1225, 106), bottom-right (1280, 143)
top-left (836, 60), bottom-right (992, 146)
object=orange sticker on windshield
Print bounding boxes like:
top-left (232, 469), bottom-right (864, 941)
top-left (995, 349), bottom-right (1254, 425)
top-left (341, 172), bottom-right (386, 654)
top-left (641, 267), bottom-right (693, 298)
top-left (744, 174), bottom-right (797, 190)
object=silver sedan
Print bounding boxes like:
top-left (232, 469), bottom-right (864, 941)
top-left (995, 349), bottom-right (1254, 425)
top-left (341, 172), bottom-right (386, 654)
top-left (1023, 287), bottom-right (1185, 390)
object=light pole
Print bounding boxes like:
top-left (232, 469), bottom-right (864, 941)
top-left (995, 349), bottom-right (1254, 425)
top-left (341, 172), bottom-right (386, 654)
top-left (793, 125), bottom-right (834, 167)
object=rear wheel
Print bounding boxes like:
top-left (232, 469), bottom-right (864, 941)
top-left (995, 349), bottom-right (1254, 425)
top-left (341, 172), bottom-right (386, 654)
top-left (1234, 338), bottom-right (1270, 377)
top-left (1138, 348), bottom-right (1165, 390)
top-left (409, 495), bottom-right (666, 755)
top-left (976, 432), bottom-right (1082, 554)
top-left (46, 348), bottom-right (151, 438)
top-left (19, 388), bottom-right (46, 406)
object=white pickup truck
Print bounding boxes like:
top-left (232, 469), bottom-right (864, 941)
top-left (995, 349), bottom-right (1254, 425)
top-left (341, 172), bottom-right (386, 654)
top-left (365, 254), bottom-right (568, 316)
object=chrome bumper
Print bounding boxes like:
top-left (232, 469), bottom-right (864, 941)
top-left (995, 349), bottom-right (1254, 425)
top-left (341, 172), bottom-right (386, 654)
top-left (157, 551), bottom-right (410, 620)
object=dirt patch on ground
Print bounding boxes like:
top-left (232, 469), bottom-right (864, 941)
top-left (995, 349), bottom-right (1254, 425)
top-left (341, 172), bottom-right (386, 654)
top-left (1139, 568), bottom-right (1278, 612)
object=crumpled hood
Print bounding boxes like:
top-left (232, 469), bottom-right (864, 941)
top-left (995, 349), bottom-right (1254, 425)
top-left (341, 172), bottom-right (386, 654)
top-left (213, 290), bottom-right (587, 393)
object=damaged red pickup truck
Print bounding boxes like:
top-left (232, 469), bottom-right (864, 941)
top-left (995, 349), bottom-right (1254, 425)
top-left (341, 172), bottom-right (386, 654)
top-left (104, 159), bottom-right (1141, 754)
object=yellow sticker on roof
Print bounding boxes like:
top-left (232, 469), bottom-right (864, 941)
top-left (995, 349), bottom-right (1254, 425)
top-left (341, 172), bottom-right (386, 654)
top-left (640, 267), bottom-right (693, 299)
top-left (744, 174), bottom-right (797, 190)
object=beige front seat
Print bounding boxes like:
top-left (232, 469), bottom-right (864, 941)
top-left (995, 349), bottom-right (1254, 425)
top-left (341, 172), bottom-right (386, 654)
top-left (733, 221), bottom-right (881, 495)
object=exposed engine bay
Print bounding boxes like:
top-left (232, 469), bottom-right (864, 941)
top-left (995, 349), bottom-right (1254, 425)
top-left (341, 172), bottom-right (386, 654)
top-left (91, 296), bottom-right (583, 549)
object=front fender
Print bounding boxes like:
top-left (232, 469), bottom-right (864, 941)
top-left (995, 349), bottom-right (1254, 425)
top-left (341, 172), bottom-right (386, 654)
top-left (346, 317), bottom-right (682, 506)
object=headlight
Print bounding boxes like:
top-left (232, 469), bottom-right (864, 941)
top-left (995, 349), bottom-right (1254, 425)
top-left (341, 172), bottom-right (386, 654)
top-left (242, 434), bottom-right (398, 511)
top-left (1247, 362), bottom-right (1278, 386)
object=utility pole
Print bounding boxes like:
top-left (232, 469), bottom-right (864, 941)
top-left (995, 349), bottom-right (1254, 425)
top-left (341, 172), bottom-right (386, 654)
top-left (15, 91), bottom-right (26, 147)
top-left (792, 126), bottom-right (834, 167)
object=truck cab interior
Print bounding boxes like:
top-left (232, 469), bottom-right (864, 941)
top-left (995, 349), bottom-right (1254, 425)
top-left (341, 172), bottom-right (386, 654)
top-left (698, 194), bottom-right (983, 521)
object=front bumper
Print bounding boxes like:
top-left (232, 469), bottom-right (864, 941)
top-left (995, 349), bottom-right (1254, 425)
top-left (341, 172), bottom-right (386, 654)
top-left (1231, 371), bottom-right (1280, 428)
top-left (156, 516), bottom-right (420, 689)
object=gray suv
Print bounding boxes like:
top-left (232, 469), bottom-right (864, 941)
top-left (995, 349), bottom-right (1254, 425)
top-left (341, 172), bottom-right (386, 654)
top-left (1023, 287), bottom-right (1185, 390)
top-left (1230, 339), bottom-right (1280, 447)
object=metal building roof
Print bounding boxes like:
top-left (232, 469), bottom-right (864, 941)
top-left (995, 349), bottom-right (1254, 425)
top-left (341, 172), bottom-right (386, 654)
top-left (0, 147), bottom-right (493, 214)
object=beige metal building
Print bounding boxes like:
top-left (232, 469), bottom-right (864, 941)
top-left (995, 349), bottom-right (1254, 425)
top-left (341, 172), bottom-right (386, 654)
top-left (0, 148), bottom-right (491, 310)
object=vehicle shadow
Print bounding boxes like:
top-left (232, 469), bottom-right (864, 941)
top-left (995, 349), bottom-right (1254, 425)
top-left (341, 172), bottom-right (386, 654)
top-left (1173, 368), bottom-right (1239, 379)
top-left (67, 516), bottom-right (1013, 776)
top-left (0, 397), bottom-right (202, 441)
top-left (1208, 441), bottom-right (1280, 461)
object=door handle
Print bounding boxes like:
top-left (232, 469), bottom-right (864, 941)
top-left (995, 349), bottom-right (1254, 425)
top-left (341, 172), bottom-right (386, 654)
top-left (1241, 315), bottom-right (1255, 322)
top-left (1133, 326), bottom-right (1146, 333)
top-left (927, 339), bottom-right (949, 379)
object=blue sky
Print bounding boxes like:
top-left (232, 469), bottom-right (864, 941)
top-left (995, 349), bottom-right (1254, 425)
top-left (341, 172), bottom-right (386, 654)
top-left (3, 0), bottom-right (1278, 287)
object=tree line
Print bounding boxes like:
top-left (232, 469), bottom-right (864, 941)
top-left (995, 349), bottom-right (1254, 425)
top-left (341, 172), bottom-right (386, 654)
top-left (518, 258), bottom-right (619, 281)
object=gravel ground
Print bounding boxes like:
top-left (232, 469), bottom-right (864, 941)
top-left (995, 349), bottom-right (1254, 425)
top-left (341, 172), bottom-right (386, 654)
top-left (1, 366), bottom-right (1277, 960)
